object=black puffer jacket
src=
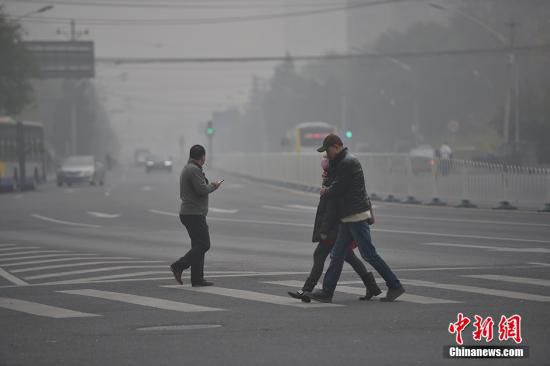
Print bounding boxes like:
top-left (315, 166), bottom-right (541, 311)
top-left (312, 174), bottom-right (339, 242)
top-left (323, 148), bottom-right (370, 219)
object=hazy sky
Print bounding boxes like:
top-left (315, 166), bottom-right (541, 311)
top-left (3, 0), bottom-right (442, 158)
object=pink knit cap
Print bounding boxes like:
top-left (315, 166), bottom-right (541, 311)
top-left (321, 156), bottom-right (329, 171)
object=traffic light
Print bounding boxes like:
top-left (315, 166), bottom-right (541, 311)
top-left (206, 121), bottom-right (215, 136)
top-left (345, 130), bottom-right (353, 139)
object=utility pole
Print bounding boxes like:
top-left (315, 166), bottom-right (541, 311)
top-left (505, 21), bottom-right (520, 148)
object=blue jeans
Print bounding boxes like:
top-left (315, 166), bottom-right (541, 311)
top-left (322, 220), bottom-right (401, 296)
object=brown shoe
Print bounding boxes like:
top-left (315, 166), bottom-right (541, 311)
top-left (169, 264), bottom-right (183, 285)
top-left (192, 280), bottom-right (214, 287)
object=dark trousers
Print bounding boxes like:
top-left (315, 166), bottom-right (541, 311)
top-left (172, 214), bottom-right (211, 284)
top-left (302, 241), bottom-right (370, 292)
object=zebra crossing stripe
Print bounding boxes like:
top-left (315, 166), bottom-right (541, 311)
top-left (462, 274), bottom-right (550, 287)
top-left (164, 285), bottom-right (341, 308)
top-left (3, 256), bottom-right (133, 267)
top-left (12, 260), bottom-right (163, 273)
top-left (0, 268), bottom-right (28, 286)
top-left (401, 279), bottom-right (550, 302)
top-left (0, 250), bottom-right (71, 257)
top-left (0, 297), bottom-right (99, 318)
top-left (0, 246), bottom-right (40, 252)
top-left (58, 289), bottom-right (224, 312)
top-left (24, 265), bottom-right (168, 280)
top-left (0, 254), bottom-right (98, 263)
top-left (263, 280), bottom-right (459, 304)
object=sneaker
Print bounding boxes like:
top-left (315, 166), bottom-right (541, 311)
top-left (380, 286), bottom-right (405, 302)
top-left (287, 290), bottom-right (311, 303)
top-left (303, 289), bottom-right (332, 303)
top-left (169, 264), bottom-right (183, 285)
top-left (192, 280), bottom-right (214, 287)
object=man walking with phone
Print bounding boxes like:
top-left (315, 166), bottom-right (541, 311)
top-left (170, 144), bottom-right (223, 287)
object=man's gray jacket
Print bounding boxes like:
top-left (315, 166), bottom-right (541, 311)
top-left (180, 160), bottom-right (216, 216)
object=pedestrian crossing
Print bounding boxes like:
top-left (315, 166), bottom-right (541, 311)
top-left (1, 271), bottom-right (549, 319)
top-left (0, 244), bottom-right (549, 320)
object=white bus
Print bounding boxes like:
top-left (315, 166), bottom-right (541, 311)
top-left (0, 116), bottom-right (46, 191)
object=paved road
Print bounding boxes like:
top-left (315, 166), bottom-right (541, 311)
top-left (1, 164), bottom-right (549, 365)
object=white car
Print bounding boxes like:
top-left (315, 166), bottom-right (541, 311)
top-left (409, 145), bottom-right (436, 174)
top-left (57, 155), bottom-right (105, 187)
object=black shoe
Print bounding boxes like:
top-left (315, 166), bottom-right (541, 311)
top-left (380, 286), bottom-right (405, 302)
top-left (192, 280), bottom-right (214, 287)
top-left (360, 286), bottom-right (382, 301)
top-left (169, 264), bottom-right (183, 285)
top-left (360, 272), bottom-right (382, 301)
top-left (303, 290), bottom-right (332, 303)
top-left (287, 290), bottom-right (311, 303)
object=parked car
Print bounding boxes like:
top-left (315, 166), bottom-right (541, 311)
top-left (409, 144), bottom-right (436, 174)
top-left (145, 155), bottom-right (173, 173)
top-left (57, 155), bottom-right (105, 187)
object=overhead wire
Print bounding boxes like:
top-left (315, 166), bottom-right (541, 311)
top-left (19, 0), bottom-right (425, 27)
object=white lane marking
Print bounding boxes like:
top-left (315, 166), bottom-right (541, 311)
top-left (149, 209), bottom-right (177, 217)
top-left (137, 324), bottom-right (222, 331)
top-left (286, 204), bottom-right (316, 211)
top-left (0, 246), bottom-right (40, 252)
top-left (37, 271), bottom-right (310, 286)
top-left (164, 285), bottom-right (341, 308)
top-left (424, 242), bottom-right (550, 253)
top-left (87, 211), bottom-right (121, 219)
top-left (0, 250), bottom-right (71, 257)
top-left (264, 280), bottom-right (459, 304)
top-left (0, 244), bottom-right (17, 248)
top-left (64, 189), bottom-right (75, 194)
top-left (463, 274), bottom-right (550, 287)
top-left (0, 297), bottom-right (99, 318)
top-left (25, 265), bottom-right (169, 280)
top-left (378, 213), bottom-right (550, 228)
top-left (38, 271), bottom-right (170, 285)
top-left (401, 279), bottom-right (550, 302)
top-left (59, 289), bottom-right (224, 313)
top-left (142, 186), bottom-right (152, 191)
top-left (148, 210), bottom-right (550, 244)
top-left (210, 207), bottom-right (239, 214)
top-left (262, 205), bottom-right (307, 213)
top-left (0, 268), bottom-right (29, 286)
top-left (2, 256), bottom-right (128, 267)
top-left (14, 195), bottom-right (22, 199)
top-left (32, 214), bottom-right (102, 228)
top-left (12, 260), bottom-right (163, 273)
top-left (0, 253), bottom-right (98, 263)
top-left (529, 262), bottom-right (550, 267)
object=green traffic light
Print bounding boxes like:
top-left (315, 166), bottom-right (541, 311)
top-left (207, 127), bottom-right (214, 136)
top-left (345, 130), bottom-right (353, 139)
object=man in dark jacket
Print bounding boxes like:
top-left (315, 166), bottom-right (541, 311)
top-left (170, 145), bottom-right (222, 287)
top-left (304, 134), bottom-right (405, 303)
top-left (288, 157), bottom-right (381, 302)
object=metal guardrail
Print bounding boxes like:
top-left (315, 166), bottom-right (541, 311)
top-left (215, 153), bottom-right (550, 211)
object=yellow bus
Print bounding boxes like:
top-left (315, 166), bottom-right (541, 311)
top-left (0, 116), bottom-right (46, 191)
top-left (286, 122), bottom-right (336, 153)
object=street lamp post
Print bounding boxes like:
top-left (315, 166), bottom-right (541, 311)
top-left (429, 3), bottom-right (520, 147)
